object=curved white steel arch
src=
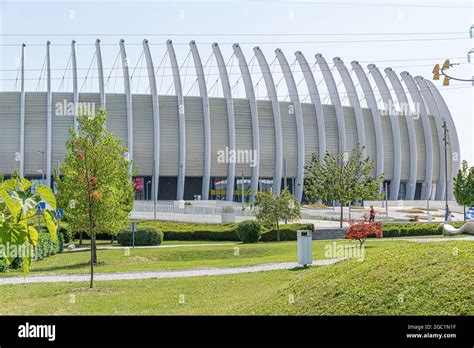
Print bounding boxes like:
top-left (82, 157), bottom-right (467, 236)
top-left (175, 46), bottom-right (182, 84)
top-left (425, 80), bottom-right (461, 200)
top-left (315, 54), bottom-right (346, 154)
top-left (142, 39), bottom-right (160, 202)
top-left (351, 61), bottom-right (384, 184)
top-left (295, 51), bottom-right (326, 161)
top-left (233, 43), bottom-right (260, 201)
top-left (190, 41), bottom-right (211, 200)
top-left (19, 43), bottom-right (25, 178)
top-left (368, 64), bottom-right (402, 200)
top-left (254, 46), bottom-right (283, 195)
top-left (415, 76), bottom-right (445, 200)
top-left (401, 71), bottom-right (433, 200)
top-left (46, 41), bottom-right (52, 187)
top-left (119, 39), bottom-right (133, 175)
top-left (384, 67), bottom-right (417, 200)
top-left (71, 40), bottom-right (79, 131)
top-left (275, 48), bottom-right (304, 201)
top-left (166, 39), bottom-right (186, 200)
top-left (95, 39), bottom-right (106, 108)
top-left (333, 57), bottom-right (366, 155)
top-left (212, 43), bottom-right (236, 202)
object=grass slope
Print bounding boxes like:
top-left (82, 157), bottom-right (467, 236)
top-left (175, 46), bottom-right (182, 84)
top-left (0, 239), bottom-right (472, 315)
top-left (241, 240), bottom-right (473, 315)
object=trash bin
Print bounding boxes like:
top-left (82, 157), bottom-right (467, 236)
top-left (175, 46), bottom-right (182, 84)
top-left (297, 230), bottom-right (313, 266)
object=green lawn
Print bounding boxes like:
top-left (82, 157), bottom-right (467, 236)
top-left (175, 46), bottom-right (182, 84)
top-left (0, 241), bottom-right (328, 277)
top-left (0, 239), bottom-right (471, 315)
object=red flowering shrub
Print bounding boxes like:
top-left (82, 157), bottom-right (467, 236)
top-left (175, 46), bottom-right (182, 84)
top-left (345, 220), bottom-right (383, 247)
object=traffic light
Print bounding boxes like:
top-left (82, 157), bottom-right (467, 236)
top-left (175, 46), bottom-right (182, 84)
top-left (432, 64), bottom-right (440, 80)
top-left (443, 75), bottom-right (450, 86)
top-left (442, 59), bottom-right (450, 70)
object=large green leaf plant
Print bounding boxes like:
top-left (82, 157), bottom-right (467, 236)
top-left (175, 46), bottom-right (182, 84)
top-left (0, 174), bottom-right (57, 275)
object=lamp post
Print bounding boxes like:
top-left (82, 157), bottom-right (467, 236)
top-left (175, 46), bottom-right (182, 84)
top-left (442, 120), bottom-right (449, 221)
top-left (241, 170), bottom-right (245, 208)
top-left (37, 150), bottom-right (45, 183)
top-left (146, 180), bottom-right (151, 201)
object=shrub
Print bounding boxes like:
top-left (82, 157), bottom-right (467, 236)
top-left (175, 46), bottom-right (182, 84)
top-left (36, 232), bottom-right (59, 260)
top-left (260, 224), bottom-right (314, 242)
top-left (345, 221), bottom-right (379, 247)
top-left (59, 225), bottom-right (72, 244)
top-left (163, 230), bottom-right (239, 241)
top-left (1, 232), bottom-right (62, 272)
top-left (117, 227), bottom-right (163, 246)
top-left (236, 221), bottom-right (262, 243)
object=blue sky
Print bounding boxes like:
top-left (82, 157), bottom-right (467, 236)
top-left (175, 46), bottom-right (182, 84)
top-left (0, 0), bottom-right (473, 163)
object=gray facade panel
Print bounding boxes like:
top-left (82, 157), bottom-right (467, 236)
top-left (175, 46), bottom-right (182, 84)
top-left (362, 108), bottom-right (377, 177)
top-left (414, 117), bottom-right (427, 181)
top-left (301, 103), bottom-right (319, 162)
top-left (24, 92), bottom-right (47, 176)
top-left (398, 114), bottom-right (411, 181)
top-left (132, 94), bottom-right (154, 176)
top-left (233, 98), bottom-right (254, 177)
top-left (257, 100), bottom-right (276, 178)
top-left (280, 101), bottom-right (298, 178)
top-left (0, 92), bottom-right (20, 174)
top-left (51, 93), bottom-right (74, 168)
top-left (381, 115), bottom-right (394, 180)
top-left (184, 96), bottom-right (205, 177)
top-left (342, 106), bottom-right (358, 151)
top-left (209, 97), bottom-right (229, 178)
top-left (159, 95), bottom-right (180, 176)
top-left (106, 94), bottom-right (128, 143)
top-left (322, 104), bottom-right (339, 155)
top-left (429, 115), bottom-right (440, 181)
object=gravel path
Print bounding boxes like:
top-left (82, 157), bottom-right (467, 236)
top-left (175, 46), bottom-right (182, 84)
top-left (0, 258), bottom-right (347, 285)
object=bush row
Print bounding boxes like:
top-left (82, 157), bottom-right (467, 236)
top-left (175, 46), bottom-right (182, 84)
top-left (117, 227), bottom-right (163, 246)
top-left (373, 221), bottom-right (467, 238)
top-left (0, 232), bottom-right (64, 272)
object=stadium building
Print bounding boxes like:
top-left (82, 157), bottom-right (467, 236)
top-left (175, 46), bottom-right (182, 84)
top-left (0, 39), bottom-right (460, 202)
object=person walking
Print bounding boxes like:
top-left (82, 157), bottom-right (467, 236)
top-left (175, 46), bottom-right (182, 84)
top-left (445, 204), bottom-right (450, 222)
top-left (369, 205), bottom-right (376, 222)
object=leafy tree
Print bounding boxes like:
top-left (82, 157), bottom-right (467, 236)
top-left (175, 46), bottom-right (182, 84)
top-left (0, 175), bottom-right (57, 275)
top-left (304, 146), bottom-right (384, 228)
top-left (251, 187), bottom-right (301, 241)
top-left (453, 160), bottom-right (474, 221)
top-left (56, 109), bottom-right (134, 288)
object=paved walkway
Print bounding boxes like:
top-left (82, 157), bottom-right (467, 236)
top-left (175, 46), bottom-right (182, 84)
top-left (0, 258), bottom-right (347, 285)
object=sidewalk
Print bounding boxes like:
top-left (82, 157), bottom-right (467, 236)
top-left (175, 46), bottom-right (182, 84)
top-left (0, 258), bottom-right (347, 285)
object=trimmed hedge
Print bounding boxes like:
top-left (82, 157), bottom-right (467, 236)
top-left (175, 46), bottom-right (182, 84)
top-left (117, 227), bottom-right (163, 246)
top-left (373, 221), bottom-right (467, 238)
top-left (236, 221), bottom-right (262, 243)
top-left (260, 224), bottom-right (314, 242)
top-left (137, 221), bottom-right (314, 242)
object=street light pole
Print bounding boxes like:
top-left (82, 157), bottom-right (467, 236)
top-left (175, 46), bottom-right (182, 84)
top-left (37, 150), bottom-right (45, 183)
top-left (153, 160), bottom-right (157, 221)
top-left (442, 119), bottom-right (449, 220)
top-left (241, 170), bottom-right (245, 208)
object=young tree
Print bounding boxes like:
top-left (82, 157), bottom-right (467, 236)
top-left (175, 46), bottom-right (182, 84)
top-left (453, 160), bottom-right (474, 221)
top-left (56, 109), bottom-right (135, 288)
top-left (251, 187), bottom-right (301, 241)
top-left (304, 146), bottom-right (384, 228)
